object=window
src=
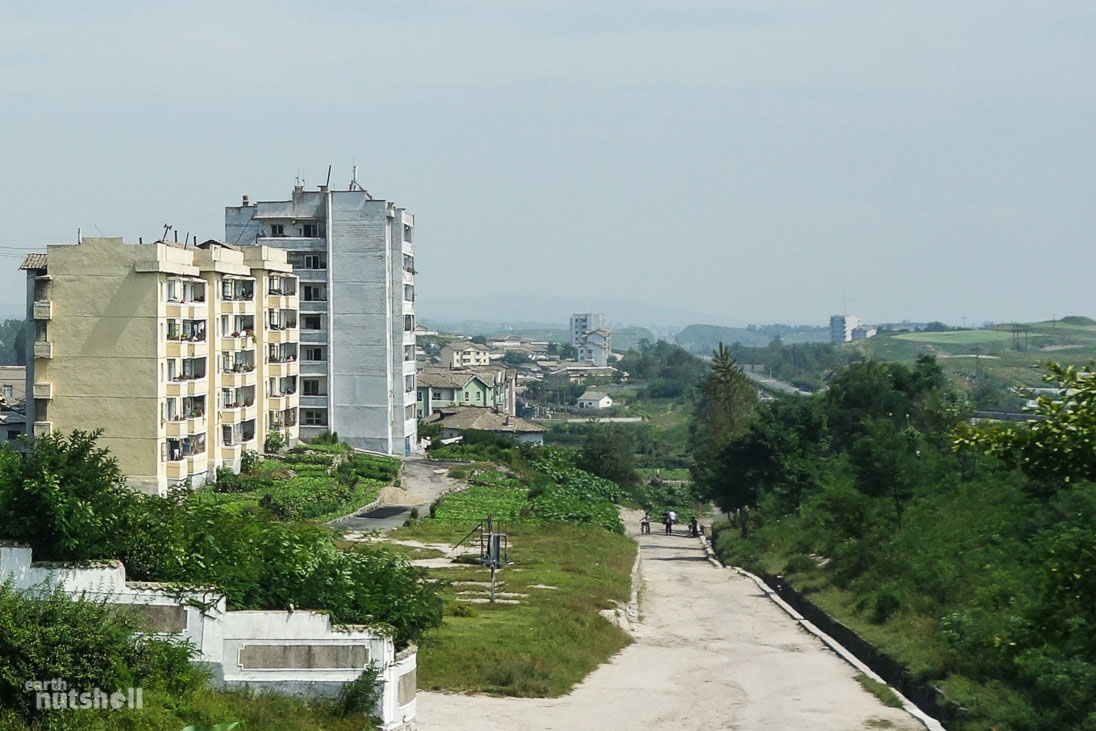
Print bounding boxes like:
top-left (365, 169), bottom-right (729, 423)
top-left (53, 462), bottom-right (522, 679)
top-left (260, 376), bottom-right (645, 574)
top-left (302, 224), bottom-right (319, 238)
top-left (405, 404), bottom-right (415, 421)
top-left (404, 284), bottom-right (414, 301)
top-left (405, 374), bottom-right (414, 393)
top-left (304, 347), bottom-right (324, 362)
top-left (303, 315), bottom-right (322, 330)
top-left (403, 254), bottom-right (414, 273)
top-left (417, 390), bottom-right (423, 401)
top-left (464, 391), bottom-right (470, 402)
top-left (7, 429), bottom-right (20, 441)
top-left (304, 254), bottom-right (325, 269)
top-left (404, 315), bottom-right (414, 332)
top-left (303, 285), bottom-right (327, 302)
top-left (303, 379), bottom-right (323, 396)
top-left (2, 385), bottom-right (12, 398)
top-left (404, 344), bottom-right (414, 361)
top-left (270, 224), bottom-right (284, 237)
top-left (303, 409), bottom-right (328, 426)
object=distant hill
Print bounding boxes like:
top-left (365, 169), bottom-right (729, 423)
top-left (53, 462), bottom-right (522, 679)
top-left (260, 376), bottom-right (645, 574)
top-left (612, 326), bottom-right (656, 351)
top-left (674, 323), bottom-right (830, 354)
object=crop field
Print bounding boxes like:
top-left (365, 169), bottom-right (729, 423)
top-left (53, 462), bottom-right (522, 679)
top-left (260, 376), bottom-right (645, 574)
top-left (895, 330), bottom-right (1014, 345)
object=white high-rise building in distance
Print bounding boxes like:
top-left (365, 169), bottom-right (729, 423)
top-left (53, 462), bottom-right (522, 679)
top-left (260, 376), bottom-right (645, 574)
top-left (571, 313), bottom-right (612, 367)
top-left (226, 180), bottom-right (418, 455)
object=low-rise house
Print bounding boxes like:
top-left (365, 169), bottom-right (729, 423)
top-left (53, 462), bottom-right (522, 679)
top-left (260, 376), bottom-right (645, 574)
top-left (439, 342), bottom-right (491, 369)
top-left (577, 391), bottom-right (613, 410)
top-left (545, 362), bottom-right (620, 388)
top-left (425, 407), bottom-right (545, 445)
top-left (416, 365), bottom-right (516, 418)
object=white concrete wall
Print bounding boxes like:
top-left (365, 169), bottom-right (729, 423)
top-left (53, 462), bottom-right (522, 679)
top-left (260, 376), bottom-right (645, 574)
top-left (0, 544), bottom-right (415, 729)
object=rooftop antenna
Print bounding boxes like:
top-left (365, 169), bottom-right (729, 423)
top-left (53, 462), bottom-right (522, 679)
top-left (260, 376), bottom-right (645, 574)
top-left (162, 224), bottom-right (173, 242)
top-left (325, 164), bottom-right (332, 189)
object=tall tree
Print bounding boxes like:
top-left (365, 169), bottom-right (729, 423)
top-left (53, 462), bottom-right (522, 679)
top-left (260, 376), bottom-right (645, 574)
top-left (691, 343), bottom-right (757, 497)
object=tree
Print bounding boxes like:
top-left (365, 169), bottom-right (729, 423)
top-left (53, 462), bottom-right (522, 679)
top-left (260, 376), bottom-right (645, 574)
top-left (0, 430), bottom-right (133, 561)
top-left (691, 343), bottom-right (757, 498)
top-left (578, 424), bottom-right (637, 486)
top-left (470, 335), bottom-right (487, 344)
top-left (502, 351), bottom-right (531, 366)
top-left (955, 361), bottom-right (1096, 486)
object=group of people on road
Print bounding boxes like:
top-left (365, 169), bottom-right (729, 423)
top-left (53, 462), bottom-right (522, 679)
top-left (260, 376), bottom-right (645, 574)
top-left (639, 511), bottom-right (701, 537)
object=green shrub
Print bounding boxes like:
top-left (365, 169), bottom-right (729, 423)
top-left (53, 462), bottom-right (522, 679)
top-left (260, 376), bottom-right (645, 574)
top-left (0, 582), bottom-right (200, 722)
top-left (782, 553), bottom-right (818, 575)
top-left (338, 663), bottom-right (382, 718)
top-left (240, 449), bottom-right (261, 473)
top-left (264, 430), bottom-right (287, 454)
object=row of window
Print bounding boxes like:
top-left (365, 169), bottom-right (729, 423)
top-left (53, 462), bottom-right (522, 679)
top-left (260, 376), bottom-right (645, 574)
top-left (268, 223), bottom-right (322, 238)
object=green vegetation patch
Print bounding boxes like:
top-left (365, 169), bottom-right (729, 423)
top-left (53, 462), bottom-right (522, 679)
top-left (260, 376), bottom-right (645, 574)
top-left (389, 521), bottom-right (637, 697)
top-left (895, 330), bottom-right (1014, 345)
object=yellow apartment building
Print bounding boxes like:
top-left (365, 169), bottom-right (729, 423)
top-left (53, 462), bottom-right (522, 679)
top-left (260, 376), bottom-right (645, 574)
top-left (20, 237), bottom-right (300, 495)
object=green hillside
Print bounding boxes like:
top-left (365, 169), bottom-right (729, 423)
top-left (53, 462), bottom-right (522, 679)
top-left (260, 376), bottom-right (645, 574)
top-left (850, 319), bottom-right (1096, 405)
top-left (675, 323), bottom-right (830, 353)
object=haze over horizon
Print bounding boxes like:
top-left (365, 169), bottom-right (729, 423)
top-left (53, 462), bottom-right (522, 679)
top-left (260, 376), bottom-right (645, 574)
top-left (2, 2), bottom-right (1095, 328)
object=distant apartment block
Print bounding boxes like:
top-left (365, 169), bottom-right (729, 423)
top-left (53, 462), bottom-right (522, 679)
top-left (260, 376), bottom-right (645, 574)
top-left (570, 313), bottom-right (612, 367)
top-left (21, 237), bottom-right (300, 495)
top-left (830, 314), bottom-right (863, 344)
top-left (440, 342), bottom-right (490, 369)
top-left (226, 184), bottom-right (418, 455)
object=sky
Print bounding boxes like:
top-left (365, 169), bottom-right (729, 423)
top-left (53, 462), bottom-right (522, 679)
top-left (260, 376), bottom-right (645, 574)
top-left (2, 1), bottom-right (1095, 331)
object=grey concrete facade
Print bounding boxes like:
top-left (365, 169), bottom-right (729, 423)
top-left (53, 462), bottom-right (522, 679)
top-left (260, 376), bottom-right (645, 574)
top-left (226, 186), bottom-right (417, 455)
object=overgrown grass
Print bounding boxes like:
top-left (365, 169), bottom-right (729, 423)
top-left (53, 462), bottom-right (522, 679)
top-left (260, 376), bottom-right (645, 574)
top-left (388, 521), bottom-right (637, 696)
top-left (855, 674), bottom-right (904, 709)
top-left (0, 686), bottom-right (374, 730)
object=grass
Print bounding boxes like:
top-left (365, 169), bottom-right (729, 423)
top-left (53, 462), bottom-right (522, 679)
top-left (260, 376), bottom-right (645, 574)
top-left (386, 520), bottom-right (637, 696)
top-left (895, 330), bottom-right (1014, 345)
top-left (0, 685), bottom-right (372, 730)
top-left (854, 674), bottom-right (904, 709)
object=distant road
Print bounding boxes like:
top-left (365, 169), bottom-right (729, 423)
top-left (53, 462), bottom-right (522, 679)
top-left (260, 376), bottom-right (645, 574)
top-left (744, 371), bottom-right (813, 396)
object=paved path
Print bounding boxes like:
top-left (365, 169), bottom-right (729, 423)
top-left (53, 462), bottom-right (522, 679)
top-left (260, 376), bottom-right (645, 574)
top-left (416, 522), bottom-right (922, 731)
top-left (331, 457), bottom-right (462, 533)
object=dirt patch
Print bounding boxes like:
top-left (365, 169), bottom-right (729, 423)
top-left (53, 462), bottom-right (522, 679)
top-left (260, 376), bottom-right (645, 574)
top-left (376, 486), bottom-right (413, 505)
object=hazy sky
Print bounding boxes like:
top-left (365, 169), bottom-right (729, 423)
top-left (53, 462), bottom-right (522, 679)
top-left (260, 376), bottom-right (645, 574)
top-left (2, 1), bottom-right (1095, 330)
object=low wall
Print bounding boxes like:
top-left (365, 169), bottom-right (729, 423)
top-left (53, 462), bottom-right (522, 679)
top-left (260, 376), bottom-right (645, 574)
top-left (758, 573), bottom-right (962, 725)
top-left (0, 544), bottom-right (416, 729)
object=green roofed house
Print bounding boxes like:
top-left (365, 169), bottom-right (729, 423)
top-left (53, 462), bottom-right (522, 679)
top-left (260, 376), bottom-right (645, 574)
top-left (415, 365), bottom-right (516, 418)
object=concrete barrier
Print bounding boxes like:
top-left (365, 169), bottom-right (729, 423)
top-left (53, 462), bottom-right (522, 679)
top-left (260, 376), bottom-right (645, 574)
top-left (0, 543), bottom-right (415, 730)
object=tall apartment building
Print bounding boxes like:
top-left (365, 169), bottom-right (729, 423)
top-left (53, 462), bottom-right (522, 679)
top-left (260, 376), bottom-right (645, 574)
top-left (570, 313), bottom-right (612, 367)
top-left (225, 184), bottom-right (417, 455)
top-left (830, 314), bottom-right (863, 344)
top-left (21, 237), bottom-right (300, 495)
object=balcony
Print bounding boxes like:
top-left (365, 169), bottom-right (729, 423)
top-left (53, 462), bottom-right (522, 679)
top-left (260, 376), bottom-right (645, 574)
top-left (220, 367), bottom-right (256, 388)
top-left (219, 333), bottom-right (255, 352)
top-left (220, 442), bottom-right (242, 462)
top-left (33, 341), bottom-right (53, 359)
top-left (266, 327), bottom-right (296, 344)
top-left (32, 382), bottom-right (52, 400)
top-left (165, 375), bottom-right (207, 397)
top-left (266, 390), bottom-right (299, 411)
top-left (267, 360), bottom-right (298, 378)
top-left (32, 302), bottom-right (52, 320)
top-left (164, 414), bottom-right (206, 438)
top-left (220, 403), bottom-right (256, 424)
top-left (165, 340), bottom-right (209, 359)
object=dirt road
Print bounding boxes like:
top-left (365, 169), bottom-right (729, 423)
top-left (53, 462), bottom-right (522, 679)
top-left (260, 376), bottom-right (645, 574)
top-left (416, 519), bottom-right (922, 731)
top-left (331, 456), bottom-right (462, 533)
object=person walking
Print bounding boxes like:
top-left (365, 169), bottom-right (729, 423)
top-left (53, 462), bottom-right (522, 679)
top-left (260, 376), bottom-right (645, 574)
top-left (662, 512), bottom-right (673, 535)
top-left (640, 512), bottom-right (651, 535)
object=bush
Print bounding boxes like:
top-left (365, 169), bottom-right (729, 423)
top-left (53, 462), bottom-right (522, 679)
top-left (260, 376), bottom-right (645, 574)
top-left (338, 663), bottom-right (382, 718)
top-left (0, 581), bottom-right (200, 722)
top-left (264, 429), bottom-right (287, 454)
top-left (240, 449), bottom-right (261, 474)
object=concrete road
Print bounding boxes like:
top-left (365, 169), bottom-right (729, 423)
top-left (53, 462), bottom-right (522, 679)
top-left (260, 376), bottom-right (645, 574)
top-left (416, 521), bottom-right (922, 731)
